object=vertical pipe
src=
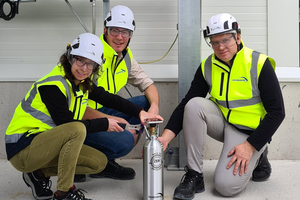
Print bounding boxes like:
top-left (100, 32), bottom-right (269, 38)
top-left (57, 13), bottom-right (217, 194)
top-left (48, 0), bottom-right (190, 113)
top-left (92, 0), bottom-right (96, 34)
top-left (103, 0), bottom-right (110, 21)
top-left (177, 0), bottom-right (201, 170)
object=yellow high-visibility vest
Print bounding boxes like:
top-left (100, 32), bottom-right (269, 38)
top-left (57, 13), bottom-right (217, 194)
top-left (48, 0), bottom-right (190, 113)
top-left (5, 65), bottom-right (89, 144)
top-left (201, 41), bottom-right (276, 130)
top-left (89, 34), bottom-right (133, 109)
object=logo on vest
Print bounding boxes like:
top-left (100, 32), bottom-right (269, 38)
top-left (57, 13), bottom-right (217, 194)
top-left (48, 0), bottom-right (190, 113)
top-left (232, 77), bottom-right (248, 82)
top-left (116, 69), bottom-right (126, 75)
top-left (82, 98), bottom-right (88, 104)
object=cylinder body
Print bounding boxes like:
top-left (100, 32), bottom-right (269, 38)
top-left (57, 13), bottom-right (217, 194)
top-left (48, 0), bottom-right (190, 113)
top-left (143, 135), bottom-right (164, 200)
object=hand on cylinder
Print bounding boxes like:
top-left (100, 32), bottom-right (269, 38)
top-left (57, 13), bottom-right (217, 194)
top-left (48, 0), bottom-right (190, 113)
top-left (157, 129), bottom-right (176, 151)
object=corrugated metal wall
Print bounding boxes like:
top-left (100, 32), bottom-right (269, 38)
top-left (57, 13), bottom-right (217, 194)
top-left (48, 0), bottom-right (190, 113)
top-left (0, 0), bottom-right (178, 81)
top-left (0, 0), bottom-right (269, 81)
top-left (201, 0), bottom-right (267, 58)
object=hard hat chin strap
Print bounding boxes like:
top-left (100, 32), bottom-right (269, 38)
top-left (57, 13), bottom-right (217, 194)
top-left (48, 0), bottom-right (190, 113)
top-left (232, 33), bottom-right (241, 52)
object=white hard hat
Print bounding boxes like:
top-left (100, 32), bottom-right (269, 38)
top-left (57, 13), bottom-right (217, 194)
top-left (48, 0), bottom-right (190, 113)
top-left (104, 5), bottom-right (135, 31)
top-left (203, 13), bottom-right (241, 38)
top-left (69, 33), bottom-right (103, 66)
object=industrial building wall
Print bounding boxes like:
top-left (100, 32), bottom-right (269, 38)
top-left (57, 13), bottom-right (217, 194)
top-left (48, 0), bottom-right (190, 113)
top-left (0, 0), bottom-right (299, 160)
top-left (0, 0), bottom-right (279, 81)
top-left (0, 0), bottom-right (178, 81)
top-left (201, 0), bottom-right (268, 59)
top-left (0, 0), bottom-right (299, 81)
top-left (1, 0), bottom-right (298, 81)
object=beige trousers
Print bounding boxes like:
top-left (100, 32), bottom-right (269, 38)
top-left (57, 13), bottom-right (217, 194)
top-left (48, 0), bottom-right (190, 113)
top-left (183, 97), bottom-right (266, 196)
top-left (10, 122), bottom-right (107, 192)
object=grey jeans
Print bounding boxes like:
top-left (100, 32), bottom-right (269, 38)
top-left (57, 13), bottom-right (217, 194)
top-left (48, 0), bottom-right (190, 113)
top-left (183, 97), bottom-right (266, 196)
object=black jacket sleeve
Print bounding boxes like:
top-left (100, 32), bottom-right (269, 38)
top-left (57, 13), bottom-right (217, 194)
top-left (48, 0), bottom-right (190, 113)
top-left (39, 85), bottom-right (109, 133)
top-left (164, 64), bottom-right (209, 135)
top-left (88, 84), bottom-right (143, 118)
top-left (246, 59), bottom-right (285, 151)
top-left (164, 59), bottom-right (285, 152)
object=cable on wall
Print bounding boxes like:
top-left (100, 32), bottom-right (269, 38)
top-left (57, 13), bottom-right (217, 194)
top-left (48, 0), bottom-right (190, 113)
top-left (0, 0), bottom-right (20, 21)
top-left (138, 33), bottom-right (178, 65)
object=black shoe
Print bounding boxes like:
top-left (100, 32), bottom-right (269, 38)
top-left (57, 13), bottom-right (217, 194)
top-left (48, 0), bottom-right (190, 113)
top-left (252, 146), bottom-right (272, 182)
top-left (23, 172), bottom-right (53, 200)
top-left (173, 166), bottom-right (205, 200)
top-left (90, 159), bottom-right (135, 180)
top-left (52, 185), bottom-right (91, 200)
top-left (74, 174), bottom-right (86, 183)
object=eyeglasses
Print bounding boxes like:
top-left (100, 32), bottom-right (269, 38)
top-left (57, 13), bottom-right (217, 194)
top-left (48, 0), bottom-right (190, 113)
top-left (108, 27), bottom-right (133, 39)
top-left (73, 57), bottom-right (97, 70)
top-left (210, 35), bottom-right (234, 48)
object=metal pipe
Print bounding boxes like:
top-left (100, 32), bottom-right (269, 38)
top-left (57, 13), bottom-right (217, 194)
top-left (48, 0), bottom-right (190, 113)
top-left (103, 0), bottom-right (110, 22)
top-left (177, 0), bottom-right (201, 170)
top-left (92, 0), bottom-right (96, 34)
top-left (165, 0), bottom-right (201, 171)
top-left (65, 0), bottom-right (89, 33)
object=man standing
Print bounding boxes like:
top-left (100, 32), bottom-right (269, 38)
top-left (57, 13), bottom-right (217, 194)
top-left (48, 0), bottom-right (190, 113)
top-left (158, 13), bottom-right (285, 199)
top-left (75, 5), bottom-right (159, 182)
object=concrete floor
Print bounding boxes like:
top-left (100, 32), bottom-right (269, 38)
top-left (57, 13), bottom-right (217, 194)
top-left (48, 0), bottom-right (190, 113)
top-left (1, 159), bottom-right (300, 200)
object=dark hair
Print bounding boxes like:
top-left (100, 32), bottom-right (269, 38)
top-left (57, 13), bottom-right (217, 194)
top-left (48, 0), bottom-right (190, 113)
top-left (58, 53), bottom-right (102, 93)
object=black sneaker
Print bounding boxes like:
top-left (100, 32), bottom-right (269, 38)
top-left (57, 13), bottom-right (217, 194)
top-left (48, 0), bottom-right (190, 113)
top-left (252, 146), bottom-right (272, 182)
top-left (74, 174), bottom-right (86, 183)
top-left (90, 159), bottom-right (135, 180)
top-left (52, 185), bottom-right (91, 200)
top-left (173, 166), bottom-right (205, 200)
top-left (23, 172), bottom-right (53, 200)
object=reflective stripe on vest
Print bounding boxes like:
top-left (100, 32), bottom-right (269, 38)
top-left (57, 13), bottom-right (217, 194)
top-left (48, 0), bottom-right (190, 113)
top-left (202, 43), bottom-right (275, 131)
top-left (123, 50), bottom-right (132, 72)
top-left (92, 51), bottom-right (132, 87)
top-left (89, 34), bottom-right (132, 109)
top-left (21, 76), bottom-right (71, 128)
top-left (6, 76), bottom-right (71, 144)
top-left (5, 66), bottom-right (88, 144)
top-left (204, 51), bottom-right (262, 109)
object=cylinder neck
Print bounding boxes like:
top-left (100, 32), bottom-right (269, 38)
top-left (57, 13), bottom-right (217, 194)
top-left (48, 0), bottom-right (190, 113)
top-left (150, 127), bottom-right (156, 135)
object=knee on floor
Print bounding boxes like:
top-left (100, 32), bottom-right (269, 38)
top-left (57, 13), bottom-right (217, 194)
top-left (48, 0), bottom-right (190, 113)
top-left (214, 177), bottom-right (242, 197)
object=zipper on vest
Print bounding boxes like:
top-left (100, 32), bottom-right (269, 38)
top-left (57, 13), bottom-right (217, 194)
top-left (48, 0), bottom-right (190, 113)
top-left (106, 68), bottom-right (110, 91)
top-left (219, 72), bottom-right (224, 96)
top-left (227, 110), bottom-right (231, 121)
top-left (76, 96), bottom-right (83, 120)
top-left (214, 63), bottom-right (229, 73)
top-left (73, 96), bottom-right (83, 120)
top-left (113, 55), bottom-right (124, 94)
top-left (226, 71), bottom-right (231, 108)
top-left (112, 55), bottom-right (119, 94)
top-left (72, 97), bottom-right (78, 119)
top-left (214, 62), bottom-right (230, 108)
